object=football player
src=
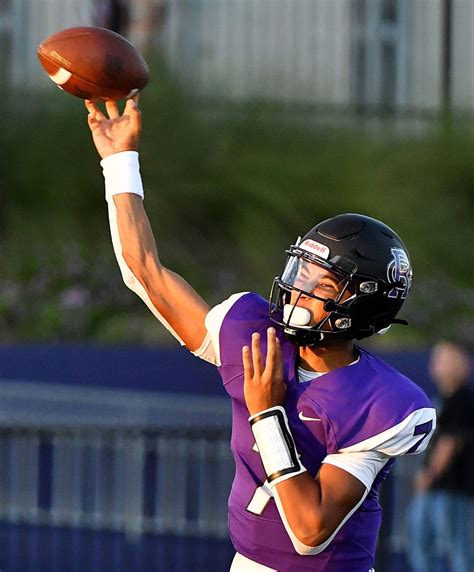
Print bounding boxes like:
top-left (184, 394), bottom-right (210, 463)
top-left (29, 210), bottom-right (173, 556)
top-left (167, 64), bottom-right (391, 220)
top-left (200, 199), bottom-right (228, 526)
top-left (85, 98), bottom-right (436, 571)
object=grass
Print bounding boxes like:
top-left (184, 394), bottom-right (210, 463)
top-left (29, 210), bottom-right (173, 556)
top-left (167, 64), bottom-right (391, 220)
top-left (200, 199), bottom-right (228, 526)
top-left (1, 62), bottom-right (472, 346)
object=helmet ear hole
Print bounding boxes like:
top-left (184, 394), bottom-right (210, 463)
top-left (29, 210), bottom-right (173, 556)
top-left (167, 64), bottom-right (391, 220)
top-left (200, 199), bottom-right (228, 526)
top-left (359, 281), bottom-right (378, 294)
top-left (334, 317), bottom-right (351, 330)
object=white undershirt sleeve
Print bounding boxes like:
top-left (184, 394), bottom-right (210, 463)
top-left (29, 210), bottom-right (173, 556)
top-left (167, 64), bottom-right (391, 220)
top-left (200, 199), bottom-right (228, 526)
top-left (106, 197), bottom-right (187, 346)
top-left (102, 152), bottom-right (219, 363)
top-left (322, 450), bottom-right (389, 490)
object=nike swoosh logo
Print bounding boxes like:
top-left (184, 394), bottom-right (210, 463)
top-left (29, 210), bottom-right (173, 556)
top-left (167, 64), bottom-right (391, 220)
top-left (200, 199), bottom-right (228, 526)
top-left (299, 411), bottom-right (321, 422)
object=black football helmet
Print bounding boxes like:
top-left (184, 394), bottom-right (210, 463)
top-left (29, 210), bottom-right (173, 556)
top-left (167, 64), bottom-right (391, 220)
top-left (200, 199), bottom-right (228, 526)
top-left (269, 213), bottom-right (413, 346)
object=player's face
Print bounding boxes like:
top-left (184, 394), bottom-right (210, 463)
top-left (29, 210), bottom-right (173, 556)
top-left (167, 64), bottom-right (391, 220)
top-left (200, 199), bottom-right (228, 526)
top-left (287, 259), bottom-right (349, 327)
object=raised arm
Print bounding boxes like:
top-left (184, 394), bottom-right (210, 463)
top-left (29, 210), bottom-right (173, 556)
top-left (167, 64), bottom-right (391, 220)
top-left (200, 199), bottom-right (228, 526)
top-left (85, 98), bottom-right (210, 352)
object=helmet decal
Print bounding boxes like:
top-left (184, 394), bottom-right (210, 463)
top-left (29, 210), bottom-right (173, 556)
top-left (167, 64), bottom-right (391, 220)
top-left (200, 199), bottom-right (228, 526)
top-left (387, 248), bottom-right (411, 299)
top-left (300, 239), bottom-right (330, 260)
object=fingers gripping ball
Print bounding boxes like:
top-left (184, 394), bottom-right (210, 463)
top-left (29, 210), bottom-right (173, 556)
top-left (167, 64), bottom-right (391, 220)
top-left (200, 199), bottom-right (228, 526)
top-left (37, 27), bottom-right (150, 101)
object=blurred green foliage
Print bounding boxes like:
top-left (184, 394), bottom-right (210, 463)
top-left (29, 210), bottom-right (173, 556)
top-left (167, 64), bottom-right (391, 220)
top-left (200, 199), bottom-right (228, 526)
top-left (0, 63), bottom-right (472, 347)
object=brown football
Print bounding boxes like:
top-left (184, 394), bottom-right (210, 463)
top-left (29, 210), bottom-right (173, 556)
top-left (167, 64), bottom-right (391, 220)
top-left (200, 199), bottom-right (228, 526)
top-left (37, 26), bottom-right (150, 101)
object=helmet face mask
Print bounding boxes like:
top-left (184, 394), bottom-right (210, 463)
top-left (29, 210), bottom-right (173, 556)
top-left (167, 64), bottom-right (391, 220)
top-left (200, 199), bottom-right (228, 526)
top-left (269, 250), bottom-right (360, 346)
top-left (269, 214), bottom-right (413, 346)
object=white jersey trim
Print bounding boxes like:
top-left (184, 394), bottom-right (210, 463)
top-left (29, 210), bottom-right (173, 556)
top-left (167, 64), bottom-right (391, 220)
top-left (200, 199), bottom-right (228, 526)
top-left (204, 292), bottom-right (250, 366)
top-left (339, 407), bottom-right (436, 457)
top-left (230, 553), bottom-right (276, 571)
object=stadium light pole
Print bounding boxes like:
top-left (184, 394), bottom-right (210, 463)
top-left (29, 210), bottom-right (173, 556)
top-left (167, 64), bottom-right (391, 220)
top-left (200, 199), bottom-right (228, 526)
top-left (441, 0), bottom-right (452, 112)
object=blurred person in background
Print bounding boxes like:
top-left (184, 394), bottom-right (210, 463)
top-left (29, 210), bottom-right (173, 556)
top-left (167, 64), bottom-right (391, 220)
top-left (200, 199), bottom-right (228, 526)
top-left (83, 97), bottom-right (436, 571)
top-left (95, 0), bottom-right (130, 35)
top-left (407, 341), bottom-right (474, 572)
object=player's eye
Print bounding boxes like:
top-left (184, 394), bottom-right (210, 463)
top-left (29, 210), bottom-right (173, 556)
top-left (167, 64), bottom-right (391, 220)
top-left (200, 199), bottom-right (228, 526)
top-left (319, 282), bottom-right (336, 290)
top-left (316, 282), bottom-right (336, 290)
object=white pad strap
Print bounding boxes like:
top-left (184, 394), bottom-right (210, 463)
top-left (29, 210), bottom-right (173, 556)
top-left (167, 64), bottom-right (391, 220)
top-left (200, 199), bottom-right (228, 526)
top-left (249, 406), bottom-right (306, 487)
top-left (101, 151), bottom-right (144, 201)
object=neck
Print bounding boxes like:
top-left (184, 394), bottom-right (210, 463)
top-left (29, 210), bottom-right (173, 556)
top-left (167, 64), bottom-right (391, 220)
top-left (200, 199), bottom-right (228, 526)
top-left (299, 340), bottom-right (356, 373)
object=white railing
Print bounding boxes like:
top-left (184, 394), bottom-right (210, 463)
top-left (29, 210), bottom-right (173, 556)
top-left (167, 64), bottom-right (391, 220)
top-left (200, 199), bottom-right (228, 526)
top-left (0, 376), bottom-right (430, 568)
top-left (8, 0), bottom-right (95, 88)
top-left (0, 380), bottom-right (233, 540)
top-left (160, 0), bottom-right (473, 111)
top-left (0, 426), bottom-right (233, 539)
top-left (3, 0), bottom-right (473, 112)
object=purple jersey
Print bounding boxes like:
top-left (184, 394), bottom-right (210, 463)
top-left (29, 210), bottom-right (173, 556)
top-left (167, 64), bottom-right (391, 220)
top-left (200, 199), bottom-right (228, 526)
top-left (207, 292), bottom-right (435, 571)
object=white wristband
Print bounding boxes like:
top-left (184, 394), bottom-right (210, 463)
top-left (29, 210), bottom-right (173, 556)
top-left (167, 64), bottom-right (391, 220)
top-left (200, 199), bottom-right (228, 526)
top-left (100, 150), bottom-right (144, 202)
top-left (249, 406), bottom-right (306, 487)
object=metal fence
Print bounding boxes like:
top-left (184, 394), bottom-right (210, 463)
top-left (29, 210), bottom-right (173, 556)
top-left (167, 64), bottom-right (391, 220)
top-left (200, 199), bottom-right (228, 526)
top-left (1, 0), bottom-right (94, 87)
top-left (0, 379), bottom-right (235, 571)
top-left (0, 427), bottom-right (236, 571)
top-left (162, 0), bottom-right (473, 111)
top-left (2, 0), bottom-right (473, 113)
top-left (0, 377), bottom-right (433, 571)
top-left (0, 427), bottom-right (233, 538)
